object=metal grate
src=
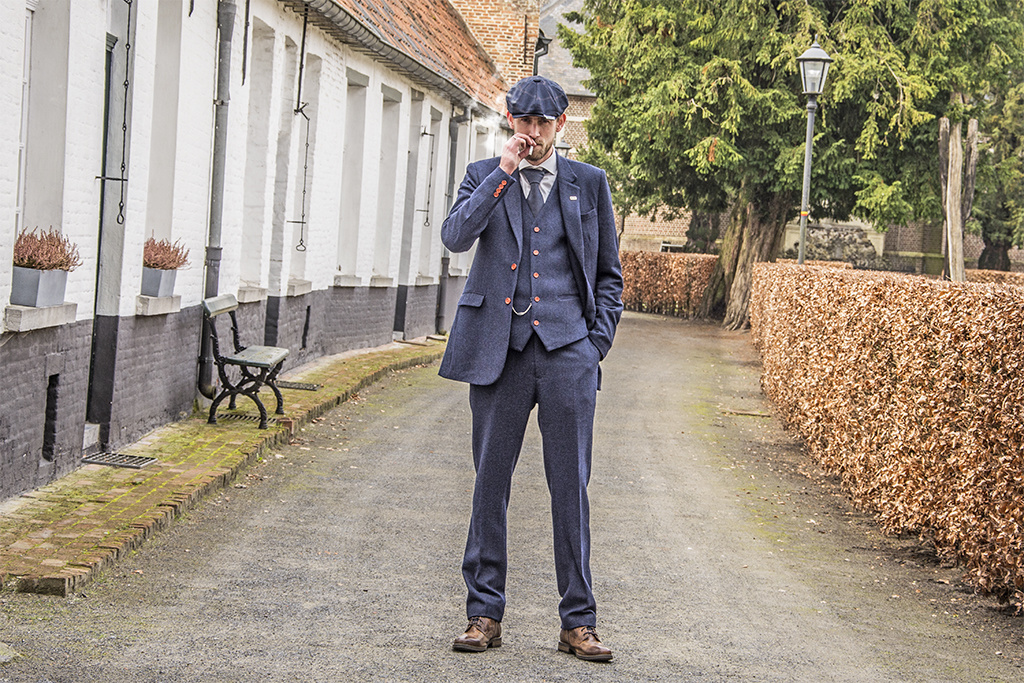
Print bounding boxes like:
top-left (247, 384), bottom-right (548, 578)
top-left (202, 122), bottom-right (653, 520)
top-left (217, 413), bottom-right (277, 424)
top-left (275, 380), bottom-right (321, 391)
top-left (82, 452), bottom-right (157, 469)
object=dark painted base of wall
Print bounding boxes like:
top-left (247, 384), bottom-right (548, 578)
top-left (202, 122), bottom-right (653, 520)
top-left (0, 283), bottom-right (451, 501)
top-left (0, 319), bottom-right (92, 498)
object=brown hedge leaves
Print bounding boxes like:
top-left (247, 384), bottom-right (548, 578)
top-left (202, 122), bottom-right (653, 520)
top-left (621, 252), bottom-right (718, 317)
top-left (750, 263), bottom-right (1024, 598)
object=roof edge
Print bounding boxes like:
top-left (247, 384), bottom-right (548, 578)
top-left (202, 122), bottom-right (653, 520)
top-left (296, 0), bottom-right (502, 115)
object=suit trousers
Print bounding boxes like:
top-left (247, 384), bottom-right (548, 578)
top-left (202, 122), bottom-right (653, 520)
top-left (462, 333), bottom-right (600, 629)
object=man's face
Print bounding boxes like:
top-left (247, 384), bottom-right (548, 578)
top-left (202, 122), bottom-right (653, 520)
top-left (507, 112), bottom-right (566, 164)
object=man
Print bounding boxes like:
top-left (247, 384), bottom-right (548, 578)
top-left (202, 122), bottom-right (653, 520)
top-left (439, 75), bottom-right (623, 662)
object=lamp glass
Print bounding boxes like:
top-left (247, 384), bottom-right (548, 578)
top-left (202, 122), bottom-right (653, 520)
top-left (800, 60), bottom-right (829, 95)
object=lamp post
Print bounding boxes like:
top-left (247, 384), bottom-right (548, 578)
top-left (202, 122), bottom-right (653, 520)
top-left (795, 41), bottom-right (833, 264)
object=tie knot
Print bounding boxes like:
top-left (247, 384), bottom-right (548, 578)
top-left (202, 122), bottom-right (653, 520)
top-left (520, 168), bottom-right (545, 187)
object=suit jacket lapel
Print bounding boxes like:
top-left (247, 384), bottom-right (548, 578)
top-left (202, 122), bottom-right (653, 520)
top-left (504, 168), bottom-right (524, 254)
top-left (557, 156), bottom-right (584, 267)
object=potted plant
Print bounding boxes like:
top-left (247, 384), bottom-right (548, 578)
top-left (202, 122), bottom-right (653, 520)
top-left (141, 237), bottom-right (190, 297)
top-left (11, 228), bottom-right (82, 307)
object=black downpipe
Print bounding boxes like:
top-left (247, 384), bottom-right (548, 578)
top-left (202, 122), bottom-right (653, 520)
top-left (199, 0), bottom-right (236, 399)
top-left (435, 106), bottom-right (472, 334)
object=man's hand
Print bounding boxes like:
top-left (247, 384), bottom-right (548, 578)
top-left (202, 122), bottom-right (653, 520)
top-left (498, 133), bottom-right (537, 175)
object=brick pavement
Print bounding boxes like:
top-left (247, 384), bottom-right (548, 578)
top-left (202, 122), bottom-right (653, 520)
top-left (0, 339), bottom-right (446, 597)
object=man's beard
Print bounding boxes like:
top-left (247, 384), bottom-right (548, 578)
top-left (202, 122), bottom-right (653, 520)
top-left (527, 139), bottom-right (552, 162)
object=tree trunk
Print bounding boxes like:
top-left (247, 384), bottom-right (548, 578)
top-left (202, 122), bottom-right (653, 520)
top-left (962, 118), bottom-right (979, 228)
top-left (978, 242), bottom-right (1011, 271)
top-left (945, 120), bottom-right (966, 282)
top-left (722, 194), bottom-right (790, 330)
top-left (697, 198), bottom-right (745, 320)
top-left (697, 191), bottom-right (790, 330)
top-left (939, 118), bottom-right (950, 277)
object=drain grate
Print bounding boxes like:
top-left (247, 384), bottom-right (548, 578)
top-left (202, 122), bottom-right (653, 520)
top-left (82, 452), bottom-right (157, 469)
top-left (217, 413), bottom-right (277, 424)
top-left (276, 380), bottom-right (321, 391)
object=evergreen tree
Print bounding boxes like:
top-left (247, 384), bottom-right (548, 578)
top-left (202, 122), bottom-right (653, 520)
top-left (561, 0), bottom-right (1024, 326)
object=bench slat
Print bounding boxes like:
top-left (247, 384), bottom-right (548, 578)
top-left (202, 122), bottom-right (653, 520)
top-left (203, 293), bottom-right (239, 316)
top-left (223, 345), bottom-right (289, 369)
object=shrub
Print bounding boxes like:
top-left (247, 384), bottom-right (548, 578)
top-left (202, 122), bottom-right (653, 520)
top-left (12, 228), bottom-right (82, 272)
top-left (143, 237), bottom-right (190, 270)
top-left (620, 251), bottom-right (717, 318)
top-left (966, 269), bottom-right (1024, 285)
top-left (750, 263), bottom-right (1024, 600)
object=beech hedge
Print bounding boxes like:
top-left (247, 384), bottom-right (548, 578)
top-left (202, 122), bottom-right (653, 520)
top-left (967, 269), bottom-right (1024, 286)
top-left (620, 251), bottom-right (718, 317)
top-left (750, 263), bottom-right (1024, 598)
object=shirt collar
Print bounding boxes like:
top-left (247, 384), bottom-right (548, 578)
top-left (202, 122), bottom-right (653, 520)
top-left (518, 151), bottom-right (558, 178)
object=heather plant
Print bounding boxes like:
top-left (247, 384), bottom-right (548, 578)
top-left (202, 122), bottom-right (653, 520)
top-left (12, 228), bottom-right (82, 271)
top-left (142, 237), bottom-right (190, 270)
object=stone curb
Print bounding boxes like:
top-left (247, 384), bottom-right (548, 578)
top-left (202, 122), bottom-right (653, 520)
top-left (0, 343), bottom-right (445, 597)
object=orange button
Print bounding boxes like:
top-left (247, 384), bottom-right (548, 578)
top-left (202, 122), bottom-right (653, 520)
top-left (511, 263), bottom-right (517, 270)
top-left (534, 296), bottom-right (540, 302)
top-left (493, 191), bottom-right (500, 197)
top-left (533, 320), bottom-right (539, 326)
top-left (505, 297), bottom-right (511, 305)
top-left (533, 272), bottom-right (539, 278)
top-left (533, 250), bottom-right (539, 256)
top-left (533, 227), bottom-right (540, 232)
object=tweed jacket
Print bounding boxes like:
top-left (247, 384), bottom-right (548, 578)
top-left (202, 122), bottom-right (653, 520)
top-left (439, 154), bottom-right (623, 386)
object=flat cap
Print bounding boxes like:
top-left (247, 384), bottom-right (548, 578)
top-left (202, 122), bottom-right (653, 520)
top-left (505, 76), bottom-right (568, 120)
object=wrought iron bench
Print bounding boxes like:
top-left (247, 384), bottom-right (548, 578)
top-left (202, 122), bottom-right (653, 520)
top-left (202, 294), bottom-right (289, 429)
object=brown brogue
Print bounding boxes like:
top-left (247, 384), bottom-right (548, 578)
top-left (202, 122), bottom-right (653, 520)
top-left (558, 625), bottom-right (613, 661)
top-left (453, 616), bottom-right (502, 652)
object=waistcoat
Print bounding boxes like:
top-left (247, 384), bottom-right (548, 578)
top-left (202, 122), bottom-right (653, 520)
top-left (509, 180), bottom-right (588, 351)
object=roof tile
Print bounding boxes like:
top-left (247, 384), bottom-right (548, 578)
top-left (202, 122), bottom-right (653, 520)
top-left (326, 0), bottom-right (507, 111)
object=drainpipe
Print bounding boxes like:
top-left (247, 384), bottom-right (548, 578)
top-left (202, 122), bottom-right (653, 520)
top-left (435, 105), bottom-right (472, 334)
top-left (199, 0), bottom-right (235, 398)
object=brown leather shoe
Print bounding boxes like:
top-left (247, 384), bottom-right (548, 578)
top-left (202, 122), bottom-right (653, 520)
top-left (558, 625), bottom-right (613, 661)
top-left (453, 616), bottom-right (502, 652)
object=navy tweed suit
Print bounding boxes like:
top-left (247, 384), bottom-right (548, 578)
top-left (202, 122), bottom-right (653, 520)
top-left (440, 153), bottom-right (623, 629)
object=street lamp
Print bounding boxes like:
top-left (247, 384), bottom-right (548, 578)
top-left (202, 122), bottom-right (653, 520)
top-left (795, 41), bottom-right (833, 264)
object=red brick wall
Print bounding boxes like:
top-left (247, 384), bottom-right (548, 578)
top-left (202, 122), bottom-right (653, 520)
top-left (450, 0), bottom-right (539, 88)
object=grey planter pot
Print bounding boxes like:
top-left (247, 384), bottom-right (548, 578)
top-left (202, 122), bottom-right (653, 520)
top-left (141, 267), bottom-right (176, 297)
top-left (10, 266), bottom-right (68, 307)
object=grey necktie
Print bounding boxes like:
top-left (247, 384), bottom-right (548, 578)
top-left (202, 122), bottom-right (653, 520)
top-left (520, 167), bottom-right (546, 217)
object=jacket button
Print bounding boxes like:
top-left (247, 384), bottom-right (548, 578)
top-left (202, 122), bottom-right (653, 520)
top-left (534, 227), bottom-right (540, 232)
top-left (534, 296), bottom-right (540, 302)
top-left (533, 320), bottom-right (539, 326)
top-left (533, 272), bottom-right (539, 278)
top-left (511, 263), bottom-right (517, 270)
top-left (505, 297), bottom-right (511, 305)
top-left (533, 249), bottom-right (539, 256)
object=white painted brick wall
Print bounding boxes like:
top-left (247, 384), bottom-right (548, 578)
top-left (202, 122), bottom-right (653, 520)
top-left (0, 1), bottom-right (26, 306)
top-left (58, 1), bottom-right (107, 321)
top-left (2, 0), bottom-right (504, 319)
top-left (172, 0), bottom-right (218, 309)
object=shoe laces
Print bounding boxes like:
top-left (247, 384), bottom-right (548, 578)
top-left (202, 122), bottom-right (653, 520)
top-left (579, 625), bottom-right (600, 641)
top-left (468, 616), bottom-right (488, 630)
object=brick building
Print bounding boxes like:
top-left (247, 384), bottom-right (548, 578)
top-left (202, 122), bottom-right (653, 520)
top-left (0, 0), bottom-right (525, 501)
